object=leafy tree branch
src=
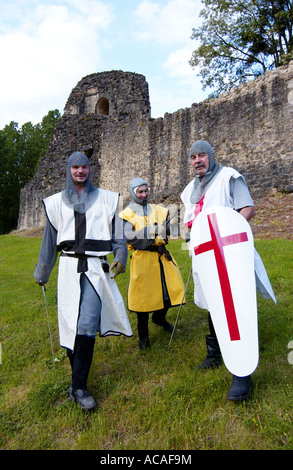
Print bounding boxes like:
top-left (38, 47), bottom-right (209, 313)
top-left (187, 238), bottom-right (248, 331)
top-left (190, 0), bottom-right (293, 95)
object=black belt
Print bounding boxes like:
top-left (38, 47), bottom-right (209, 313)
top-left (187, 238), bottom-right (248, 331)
top-left (60, 253), bottom-right (109, 273)
top-left (136, 244), bottom-right (173, 262)
top-left (146, 245), bottom-right (167, 254)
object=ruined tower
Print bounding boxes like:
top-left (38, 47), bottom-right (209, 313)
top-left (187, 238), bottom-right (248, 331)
top-left (17, 71), bottom-right (152, 228)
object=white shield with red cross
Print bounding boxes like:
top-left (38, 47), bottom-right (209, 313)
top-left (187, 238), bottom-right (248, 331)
top-left (190, 206), bottom-right (258, 377)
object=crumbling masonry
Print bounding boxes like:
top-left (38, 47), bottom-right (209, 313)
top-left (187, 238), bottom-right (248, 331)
top-left (18, 64), bottom-right (293, 229)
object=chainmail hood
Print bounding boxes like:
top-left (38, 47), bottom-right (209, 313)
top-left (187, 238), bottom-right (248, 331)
top-left (63, 151), bottom-right (96, 213)
top-left (189, 140), bottom-right (220, 204)
top-left (128, 177), bottom-right (148, 205)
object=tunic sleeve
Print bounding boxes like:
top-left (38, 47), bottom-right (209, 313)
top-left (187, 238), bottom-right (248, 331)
top-left (123, 220), bottom-right (155, 250)
top-left (111, 208), bottom-right (128, 268)
top-left (33, 219), bottom-right (58, 284)
top-left (230, 175), bottom-right (254, 211)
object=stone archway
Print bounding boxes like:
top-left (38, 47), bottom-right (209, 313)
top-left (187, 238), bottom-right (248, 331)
top-left (96, 97), bottom-right (109, 115)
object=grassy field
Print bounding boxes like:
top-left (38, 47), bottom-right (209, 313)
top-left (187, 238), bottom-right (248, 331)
top-left (0, 235), bottom-right (292, 450)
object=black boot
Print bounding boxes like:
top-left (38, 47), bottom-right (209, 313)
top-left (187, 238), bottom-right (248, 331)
top-left (196, 313), bottom-right (222, 370)
top-left (70, 334), bottom-right (96, 410)
top-left (67, 348), bottom-right (74, 369)
top-left (196, 335), bottom-right (222, 370)
top-left (152, 307), bottom-right (173, 333)
top-left (67, 348), bottom-right (74, 400)
top-left (226, 375), bottom-right (253, 401)
top-left (138, 337), bottom-right (151, 351)
top-left (137, 313), bottom-right (150, 350)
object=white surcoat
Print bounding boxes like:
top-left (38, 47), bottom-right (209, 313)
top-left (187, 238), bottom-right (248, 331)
top-left (43, 189), bottom-right (132, 350)
top-left (181, 168), bottom-right (276, 309)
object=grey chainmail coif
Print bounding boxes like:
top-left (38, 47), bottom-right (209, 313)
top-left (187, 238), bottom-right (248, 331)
top-left (63, 151), bottom-right (96, 213)
top-left (189, 140), bottom-right (221, 204)
top-left (128, 177), bottom-right (148, 205)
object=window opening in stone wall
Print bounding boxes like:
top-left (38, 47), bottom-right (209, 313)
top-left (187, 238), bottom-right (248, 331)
top-left (84, 149), bottom-right (94, 159)
top-left (96, 97), bottom-right (109, 115)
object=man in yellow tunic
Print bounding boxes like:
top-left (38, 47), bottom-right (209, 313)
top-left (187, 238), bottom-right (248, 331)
top-left (119, 177), bottom-right (185, 350)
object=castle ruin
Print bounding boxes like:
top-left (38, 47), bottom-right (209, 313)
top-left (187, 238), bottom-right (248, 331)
top-left (17, 64), bottom-right (293, 230)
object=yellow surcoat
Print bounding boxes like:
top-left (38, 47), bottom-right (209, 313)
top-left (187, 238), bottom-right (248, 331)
top-left (120, 204), bottom-right (185, 313)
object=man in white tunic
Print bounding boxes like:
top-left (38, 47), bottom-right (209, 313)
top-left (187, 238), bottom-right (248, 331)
top-left (34, 151), bottom-right (132, 410)
top-left (181, 140), bottom-right (275, 401)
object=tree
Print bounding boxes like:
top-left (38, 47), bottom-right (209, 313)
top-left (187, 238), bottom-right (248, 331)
top-left (190, 0), bottom-right (293, 95)
top-left (0, 110), bottom-right (60, 234)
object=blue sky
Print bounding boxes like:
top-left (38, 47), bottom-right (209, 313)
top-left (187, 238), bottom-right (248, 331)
top-left (0, 0), bottom-right (208, 129)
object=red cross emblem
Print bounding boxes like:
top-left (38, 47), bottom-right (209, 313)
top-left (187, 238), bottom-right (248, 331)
top-left (194, 212), bottom-right (248, 341)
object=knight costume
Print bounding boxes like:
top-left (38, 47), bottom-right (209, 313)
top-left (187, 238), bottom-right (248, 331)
top-left (181, 140), bottom-right (276, 401)
top-left (34, 152), bottom-right (132, 410)
top-left (119, 177), bottom-right (185, 350)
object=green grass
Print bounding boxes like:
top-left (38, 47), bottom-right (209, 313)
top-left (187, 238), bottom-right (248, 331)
top-left (0, 235), bottom-right (292, 450)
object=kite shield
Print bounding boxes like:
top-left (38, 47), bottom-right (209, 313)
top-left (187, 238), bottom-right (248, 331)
top-left (190, 206), bottom-right (259, 377)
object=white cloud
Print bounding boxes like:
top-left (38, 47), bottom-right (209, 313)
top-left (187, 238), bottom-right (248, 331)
top-left (133, 1), bottom-right (160, 25)
top-left (0, 0), bottom-right (206, 128)
top-left (0, 0), bottom-right (114, 127)
top-left (131, 1), bottom-right (206, 115)
top-left (163, 46), bottom-right (195, 79)
top-left (131, 0), bottom-right (205, 115)
top-left (133, 0), bottom-right (201, 45)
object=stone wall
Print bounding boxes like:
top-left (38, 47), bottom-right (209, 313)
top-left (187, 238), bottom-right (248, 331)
top-left (18, 64), bottom-right (293, 229)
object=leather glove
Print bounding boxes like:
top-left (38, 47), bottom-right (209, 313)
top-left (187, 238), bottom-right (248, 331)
top-left (156, 224), bottom-right (166, 238)
top-left (109, 261), bottom-right (124, 278)
top-left (146, 224), bottom-right (158, 238)
top-left (185, 231), bottom-right (190, 243)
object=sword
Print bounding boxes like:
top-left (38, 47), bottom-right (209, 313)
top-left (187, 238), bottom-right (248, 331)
top-left (41, 285), bottom-right (57, 384)
top-left (168, 266), bottom-right (192, 350)
top-left (165, 204), bottom-right (184, 227)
